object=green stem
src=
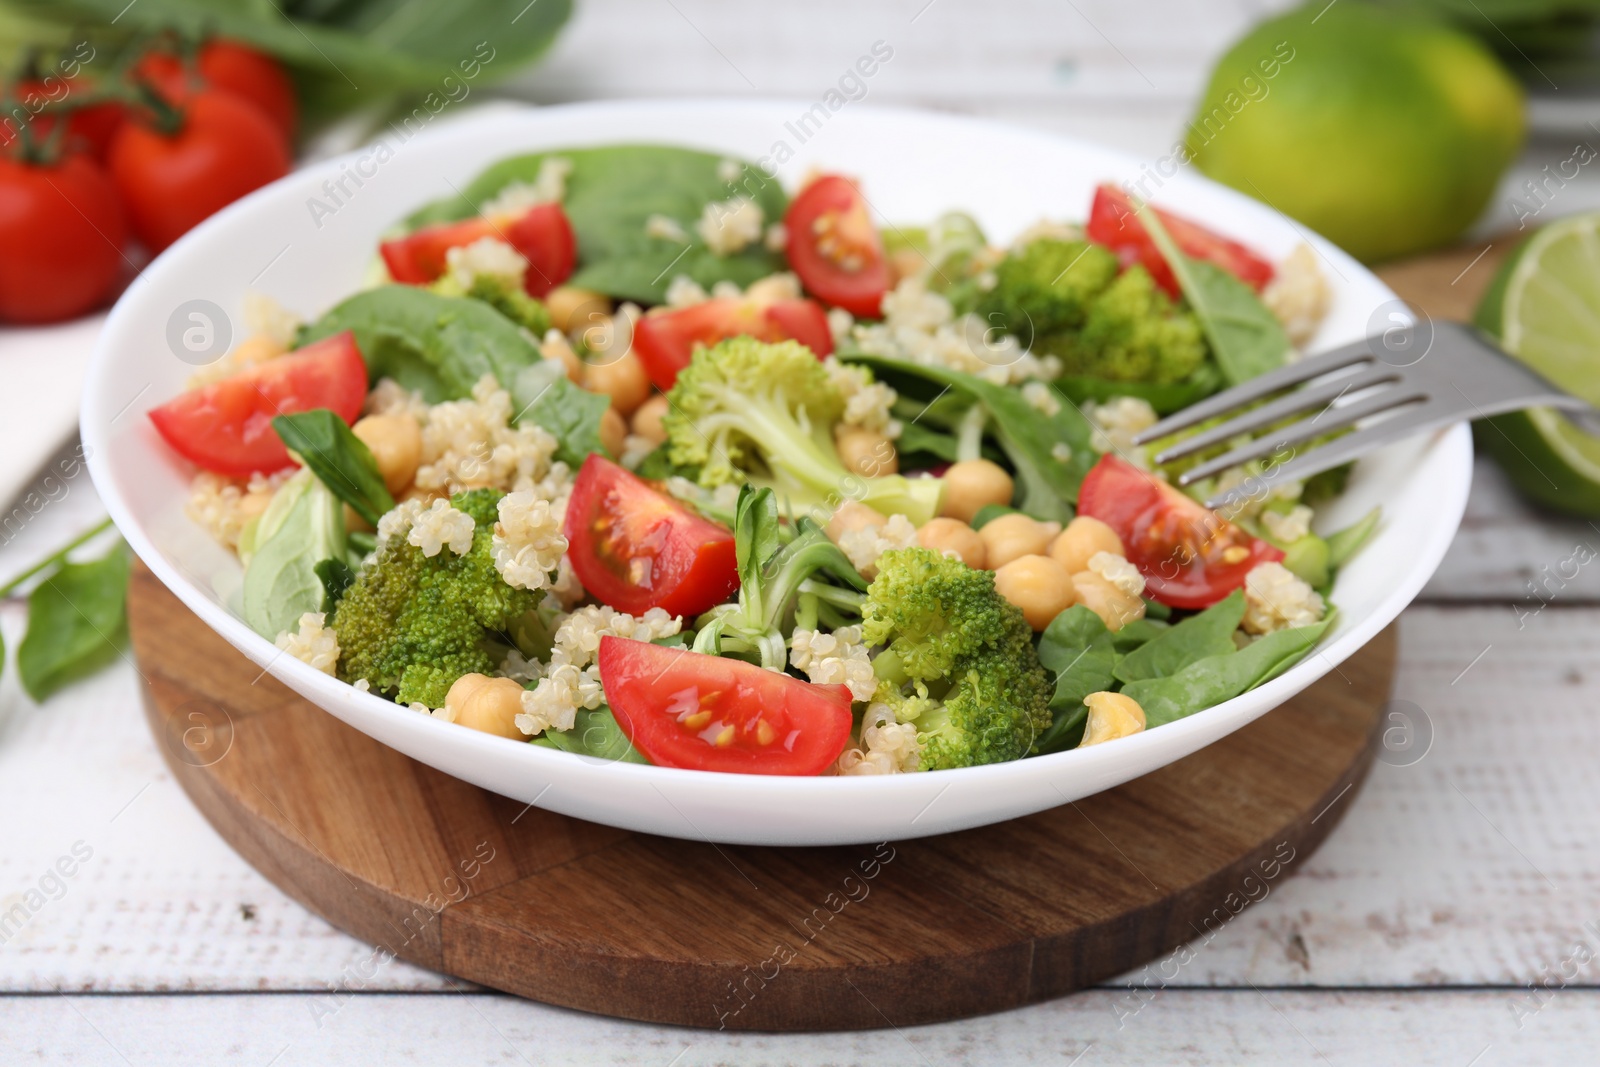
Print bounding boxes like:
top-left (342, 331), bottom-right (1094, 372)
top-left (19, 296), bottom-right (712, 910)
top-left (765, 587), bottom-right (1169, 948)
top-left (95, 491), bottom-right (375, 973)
top-left (957, 404), bottom-right (987, 463)
top-left (0, 517), bottom-right (114, 597)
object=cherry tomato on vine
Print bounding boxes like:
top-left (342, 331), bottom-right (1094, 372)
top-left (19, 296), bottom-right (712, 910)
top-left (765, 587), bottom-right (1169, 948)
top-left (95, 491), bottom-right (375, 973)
top-left (0, 153), bottom-right (127, 323)
top-left (135, 41), bottom-right (297, 139)
top-left (108, 89), bottom-right (290, 253)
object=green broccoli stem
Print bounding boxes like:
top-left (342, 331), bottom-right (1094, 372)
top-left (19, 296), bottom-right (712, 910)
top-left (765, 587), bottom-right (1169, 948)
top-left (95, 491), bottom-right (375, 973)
top-left (699, 392), bottom-right (944, 525)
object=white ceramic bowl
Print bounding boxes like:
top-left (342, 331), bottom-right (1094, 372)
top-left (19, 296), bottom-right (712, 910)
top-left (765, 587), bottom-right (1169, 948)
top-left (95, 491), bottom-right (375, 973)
top-left (83, 100), bottom-right (1470, 846)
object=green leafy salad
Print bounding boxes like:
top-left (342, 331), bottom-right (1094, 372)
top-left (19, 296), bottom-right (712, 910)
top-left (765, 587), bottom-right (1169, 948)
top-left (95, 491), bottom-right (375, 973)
top-left (147, 144), bottom-right (1380, 776)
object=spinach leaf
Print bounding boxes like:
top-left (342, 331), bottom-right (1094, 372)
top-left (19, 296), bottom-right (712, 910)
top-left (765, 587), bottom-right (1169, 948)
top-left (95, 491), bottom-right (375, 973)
top-left (301, 286), bottom-right (608, 468)
top-left (1114, 589), bottom-right (1245, 684)
top-left (895, 421), bottom-right (962, 464)
top-left (300, 285), bottom-right (536, 401)
top-left (510, 361), bottom-right (611, 469)
top-left (242, 470), bottom-right (346, 640)
top-left (1121, 615), bottom-right (1334, 727)
top-left (314, 558), bottom-right (356, 614)
top-left (734, 485), bottom-right (783, 600)
top-left (1137, 203), bottom-right (1289, 386)
top-left (1327, 507), bottom-right (1382, 567)
top-left (1034, 605), bottom-right (1118, 754)
top-left (273, 409), bottom-right (395, 527)
top-left (1053, 363), bottom-right (1222, 415)
top-left (408, 145), bottom-right (789, 304)
top-left (17, 542), bottom-right (129, 702)
top-left (1112, 616), bottom-right (1169, 652)
top-left (17, 0), bottom-right (572, 124)
top-left (845, 351), bottom-right (1096, 521)
top-left (532, 706), bottom-right (650, 764)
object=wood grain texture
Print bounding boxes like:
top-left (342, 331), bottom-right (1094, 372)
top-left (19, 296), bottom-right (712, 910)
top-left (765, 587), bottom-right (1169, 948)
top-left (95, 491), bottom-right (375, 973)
top-left (127, 564), bottom-right (1392, 1030)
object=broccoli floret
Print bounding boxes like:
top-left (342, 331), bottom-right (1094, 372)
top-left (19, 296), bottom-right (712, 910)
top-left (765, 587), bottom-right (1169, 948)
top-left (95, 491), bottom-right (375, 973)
top-left (663, 336), bottom-right (944, 525)
top-left (431, 273), bottom-right (552, 336)
top-left (973, 238), bottom-right (1119, 339)
top-left (861, 547), bottom-right (1053, 770)
top-left (333, 488), bottom-right (541, 708)
top-left (1048, 265), bottom-right (1206, 384)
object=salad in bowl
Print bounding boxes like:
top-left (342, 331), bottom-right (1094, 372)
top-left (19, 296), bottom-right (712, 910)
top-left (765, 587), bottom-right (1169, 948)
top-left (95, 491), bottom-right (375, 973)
top-left (143, 137), bottom-right (1378, 781)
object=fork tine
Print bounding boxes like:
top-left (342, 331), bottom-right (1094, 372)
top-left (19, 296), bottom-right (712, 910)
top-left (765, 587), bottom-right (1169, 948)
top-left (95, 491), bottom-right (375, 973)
top-left (1174, 387), bottom-right (1427, 487)
top-left (1150, 365), bottom-right (1400, 466)
top-left (1132, 338), bottom-right (1376, 444)
top-left (1200, 408), bottom-right (1446, 511)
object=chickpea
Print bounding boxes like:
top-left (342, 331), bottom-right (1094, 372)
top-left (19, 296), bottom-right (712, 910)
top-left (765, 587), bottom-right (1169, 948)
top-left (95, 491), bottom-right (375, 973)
top-left (1079, 691), bottom-right (1147, 747)
top-left (600, 406), bottom-right (628, 457)
top-left (744, 273), bottom-right (802, 303)
top-left (917, 517), bottom-right (987, 570)
top-left (993, 554), bottom-right (1077, 631)
top-left (540, 330), bottom-right (585, 383)
top-left (940, 459), bottom-right (1014, 523)
top-left (1050, 516), bottom-right (1125, 574)
top-left (352, 412), bottom-right (423, 494)
top-left (1071, 571), bottom-right (1146, 632)
top-left (826, 499), bottom-right (886, 545)
top-left (631, 393), bottom-right (671, 445)
top-left (236, 487), bottom-right (274, 525)
top-left (979, 513), bottom-right (1061, 570)
top-left (545, 286), bottom-right (612, 335)
top-left (453, 676), bottom-right (527, 740)
top-left (888, 247), bottom-right (926, 287)
top-left (836, 427), bottom-right (897, 476)
top-left (584, 350), bottom-right (653, 417)
top-left (446, 672), bottom-right (493, 712)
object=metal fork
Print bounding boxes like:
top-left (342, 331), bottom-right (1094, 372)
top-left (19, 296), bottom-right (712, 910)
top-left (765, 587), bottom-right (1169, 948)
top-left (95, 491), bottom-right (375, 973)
top-left (1131, 320), bottom-right (1600, 512)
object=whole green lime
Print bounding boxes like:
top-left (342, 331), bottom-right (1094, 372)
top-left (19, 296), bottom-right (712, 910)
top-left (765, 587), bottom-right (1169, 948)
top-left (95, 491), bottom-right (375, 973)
top-left (1187, 1), bottom-right (1525, 263)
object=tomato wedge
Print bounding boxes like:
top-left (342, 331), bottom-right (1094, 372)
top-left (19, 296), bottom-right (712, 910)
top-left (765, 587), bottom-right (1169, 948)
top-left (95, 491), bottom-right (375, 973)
top-left (1076, 454), bottom-right (1283, 610)
top-left (1086, 183), bottom-right (1275, 299)
top-left (564, 455), bottom-right (738, 617)
top-left (598, 637), bottom-right (853, 774)
top-left (783, 174), bottom-right (890, 318)
top-left (380, 202), bottom-right (576, 298)
top-left (148, 331), bottom-right (368, 479)
top-left (633, 295), bottom-right (833, 391)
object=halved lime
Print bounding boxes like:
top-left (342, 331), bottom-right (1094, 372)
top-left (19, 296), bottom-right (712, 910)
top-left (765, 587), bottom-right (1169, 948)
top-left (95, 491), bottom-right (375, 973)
top-left (1474, 214), bottom-right (1600, 515)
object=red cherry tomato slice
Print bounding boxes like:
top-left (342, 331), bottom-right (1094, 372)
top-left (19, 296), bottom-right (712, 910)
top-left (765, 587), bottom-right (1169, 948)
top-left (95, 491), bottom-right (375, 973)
top-left (379, 202), bottom-right (576, 298)
top-left (1086, 183), bottom-right (1276, 299)
top-left (632, 295), bottom-right (833, 391)
top-left (783, 174), bottom-right (890, 318)
top-left (563, 455), bottom-right (739, 617)
top-left (148, 331), bottom-right (369, 479)
top-left (0, 153), bottom-right (127, 324)
top-left (1076, 454), bottom-right (1283, 610)
top-left (598, 636), bottom-right (854, 775)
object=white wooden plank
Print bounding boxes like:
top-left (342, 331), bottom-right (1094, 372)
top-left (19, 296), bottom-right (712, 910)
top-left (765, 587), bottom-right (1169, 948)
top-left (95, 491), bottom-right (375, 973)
top-left (1422, 457), bottom-right (1600, 604)
top-left (4, 989), bottom-right (1591, 1066)
top-left (503, 0), bottom-right (1293, 106)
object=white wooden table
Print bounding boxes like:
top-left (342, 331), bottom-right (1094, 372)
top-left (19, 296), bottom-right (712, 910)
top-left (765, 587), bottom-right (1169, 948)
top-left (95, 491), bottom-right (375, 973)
top-left (5, 2), bottom-right (1599, 1061)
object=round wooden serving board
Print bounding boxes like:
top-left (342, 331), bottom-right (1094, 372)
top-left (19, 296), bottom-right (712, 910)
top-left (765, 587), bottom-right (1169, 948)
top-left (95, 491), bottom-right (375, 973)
top-left (129, 563), bottom-right (1394, 1030)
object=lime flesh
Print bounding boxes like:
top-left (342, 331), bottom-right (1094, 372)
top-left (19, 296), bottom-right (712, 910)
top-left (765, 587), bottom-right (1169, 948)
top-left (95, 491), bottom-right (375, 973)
top-left (1476, 214), bottom-right (1600, 515)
